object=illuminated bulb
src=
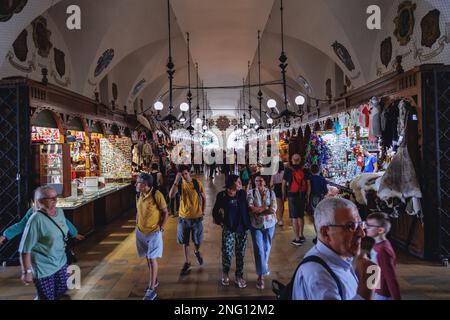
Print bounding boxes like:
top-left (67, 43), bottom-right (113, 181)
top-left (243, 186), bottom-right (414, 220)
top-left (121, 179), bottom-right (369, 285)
top-left (250, 118), bottom-right (256, 124)
top-left (295, 95), bottom-right (306, 105)
top-left (267, 99), bottom-right (277, 109)
top-left (154, 101), bottom-right (164, 111)
top-left (267, 118), bottom-right (274, 125)
top-left (195, 118), bottom-right (202, 125)
top-left (180, 102), bottom-right (189, 112)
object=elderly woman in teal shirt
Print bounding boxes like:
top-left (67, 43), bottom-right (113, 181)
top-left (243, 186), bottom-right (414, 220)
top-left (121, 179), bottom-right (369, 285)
top-left (18, 185), bottom-right (83, 300)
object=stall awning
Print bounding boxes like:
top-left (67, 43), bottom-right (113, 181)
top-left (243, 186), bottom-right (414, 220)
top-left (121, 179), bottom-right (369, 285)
top-left (31, 110), bottom-right (58, 128)
top-left (66, 117), bottom-right (84, 131)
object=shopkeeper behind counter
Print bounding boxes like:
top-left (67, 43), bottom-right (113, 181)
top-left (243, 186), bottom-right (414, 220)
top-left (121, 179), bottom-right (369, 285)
top-left (363, 149), bottom-right (378, 173)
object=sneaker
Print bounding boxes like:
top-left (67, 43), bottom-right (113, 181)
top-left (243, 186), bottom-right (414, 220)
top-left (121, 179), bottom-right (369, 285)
top-left (194, 251), bottom-right (204, 266)
top-left (256, 279), bottom-right (265, 290)
top-left (144, 279), bottom-right (159, 293)
top-left (143, 288), bottom-right (157, 300)
top-left (299, 236), bottom-right (306, 243)
top-left (180, 263), bottom-right (192, 276)
top-left (235, 277), bottom-right (247, 289)
top-left (291, 239), bottom-right (303, 247)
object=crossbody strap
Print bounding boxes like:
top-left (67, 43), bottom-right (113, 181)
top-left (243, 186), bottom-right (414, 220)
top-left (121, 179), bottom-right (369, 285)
top-left (299, 255), bottom-right (344, 299)
top-left (38, 210), bottom-right (68, 242)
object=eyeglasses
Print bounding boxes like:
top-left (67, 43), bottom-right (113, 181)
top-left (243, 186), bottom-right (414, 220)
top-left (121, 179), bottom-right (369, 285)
top-left (366, 223), bottom-right (382, 229)
top-left (41, 197), bottom-right (58, 202)
top-left (327, 221), bottom-right (367, 232)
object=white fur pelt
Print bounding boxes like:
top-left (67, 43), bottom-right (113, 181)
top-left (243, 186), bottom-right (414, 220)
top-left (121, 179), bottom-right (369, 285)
top-left (350, 172), bottom-right (385, 205)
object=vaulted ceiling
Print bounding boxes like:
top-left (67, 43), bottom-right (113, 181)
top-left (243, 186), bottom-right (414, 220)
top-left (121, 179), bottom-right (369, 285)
top-left (1, 0), bottom-right (449, 121)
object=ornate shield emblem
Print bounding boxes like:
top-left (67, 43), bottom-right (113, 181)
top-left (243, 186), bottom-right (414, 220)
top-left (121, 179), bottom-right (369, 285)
top-left (32, 16), bottom-right (53, 58)
top-left (0, 0), bottom-right (27, 22)
top-left (13, 29), bottom-right (28, 62)
top-left (380, 37), bottom-right (393, 68)
top-left (216, 116), bottom-right (230, 131)
top-left (53, 48), bottom-right (66, 77)
top-left (394, 1), bottom-right (417, 46)
top-left (332, 41), bottom-right (355, 72)
top-left (94, 49), bottom-right (114, 77)
top-left (421, 9), bottom-right (441, 48)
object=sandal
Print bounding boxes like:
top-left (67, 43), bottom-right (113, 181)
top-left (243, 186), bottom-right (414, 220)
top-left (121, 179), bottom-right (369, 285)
top-left (221, 276), bottom-right (230, 286)
top-left (235, 277), bottom-right (247, 289)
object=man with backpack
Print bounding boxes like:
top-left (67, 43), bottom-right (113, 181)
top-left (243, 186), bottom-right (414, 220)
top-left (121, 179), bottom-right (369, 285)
top-left (282, 154), bottom-right (311, 246)
top-left (287, 198), bottom-right (376, 300)
top-left (135, 173), bottom-right (169, 300)
top-left (169, 165), bottom-right (207, 276)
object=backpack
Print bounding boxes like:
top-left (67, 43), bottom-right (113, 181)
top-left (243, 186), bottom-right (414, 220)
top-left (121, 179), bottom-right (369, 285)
top-left (272, 255), bottom-right (344, 300)
top-left (287, 168), bottom-right (307, 193)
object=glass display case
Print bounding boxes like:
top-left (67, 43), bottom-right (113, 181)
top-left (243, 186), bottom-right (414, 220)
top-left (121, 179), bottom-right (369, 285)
top-left (33, 144), bottom-right (71, 196)
top-left (67, 130), bottom-right (89, 179)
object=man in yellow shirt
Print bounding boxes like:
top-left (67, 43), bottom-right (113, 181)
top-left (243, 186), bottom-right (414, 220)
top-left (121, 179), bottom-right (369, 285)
top-left (135, 173), bottom-right (169, 300)
top-left (169, 165), bottom-right (206, 276)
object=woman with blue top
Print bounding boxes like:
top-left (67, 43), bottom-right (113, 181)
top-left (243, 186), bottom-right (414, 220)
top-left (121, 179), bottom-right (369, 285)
top-left (212, 174), bottom-right (251, 289)
top-left (247, 174), bottom-right (277, 290)
top-left (18, 185), bottom-right (77, 300)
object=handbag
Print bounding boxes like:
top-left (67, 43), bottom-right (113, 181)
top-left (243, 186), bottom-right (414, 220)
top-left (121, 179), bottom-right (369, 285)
top-left (39, 211), bottom-right (78, 265)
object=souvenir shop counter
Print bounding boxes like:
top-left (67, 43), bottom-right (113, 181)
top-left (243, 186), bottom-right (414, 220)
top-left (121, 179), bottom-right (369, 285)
top-left (57, 183), bottom-right (136, 235)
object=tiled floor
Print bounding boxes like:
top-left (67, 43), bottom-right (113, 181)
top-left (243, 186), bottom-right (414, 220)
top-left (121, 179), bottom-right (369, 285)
top-left (1, 174), bottom-right (449, 300)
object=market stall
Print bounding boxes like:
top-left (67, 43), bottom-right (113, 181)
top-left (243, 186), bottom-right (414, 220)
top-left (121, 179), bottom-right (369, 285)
top-left (0, 78), bottom-right (138, 240)
top-left (295, 64), bottom-right (450, 262)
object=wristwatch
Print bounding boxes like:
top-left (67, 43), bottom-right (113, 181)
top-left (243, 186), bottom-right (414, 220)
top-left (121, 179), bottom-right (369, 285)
top-left (23, 268), bottom-right (32, 274)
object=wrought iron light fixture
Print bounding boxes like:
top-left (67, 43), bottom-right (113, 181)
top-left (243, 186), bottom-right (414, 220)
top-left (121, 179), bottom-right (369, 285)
top-left (268, 0), bottom-right (306, 126)
top-left (153, 0), bottom-right (179, 131)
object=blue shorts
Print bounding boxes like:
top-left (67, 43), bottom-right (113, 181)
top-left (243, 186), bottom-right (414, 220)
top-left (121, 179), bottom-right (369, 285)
top-left (177, 217), bottom-right (204, 246)
top-left (136, 229), bottom-right (163, 259)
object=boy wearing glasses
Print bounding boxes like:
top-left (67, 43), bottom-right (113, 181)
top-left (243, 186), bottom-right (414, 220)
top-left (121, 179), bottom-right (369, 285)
top-left (366, 212), bottom-right (401, 300)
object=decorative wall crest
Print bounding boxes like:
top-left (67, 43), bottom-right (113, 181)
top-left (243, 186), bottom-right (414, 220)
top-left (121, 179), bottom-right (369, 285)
top-left (421, 9), bottom-right (441, 48)
top-left (216, 116), bottom-right (230, 131)
top-left (13, 29), bottom-right (28, 62)
top-left (380, 37), bottom-right (393, 68)
top-left (53, 48), bottom-right (66, 77)
top-left (332, 41), bottom-right (355, 72)
top-left (94, 49), bottom-right (114, 77)
top-left (32, 16), bottom-right (53, 58)
top-left (393, 1), bottom-right (417, 46)
top-left (0, 0), bottom-right (27, 22)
